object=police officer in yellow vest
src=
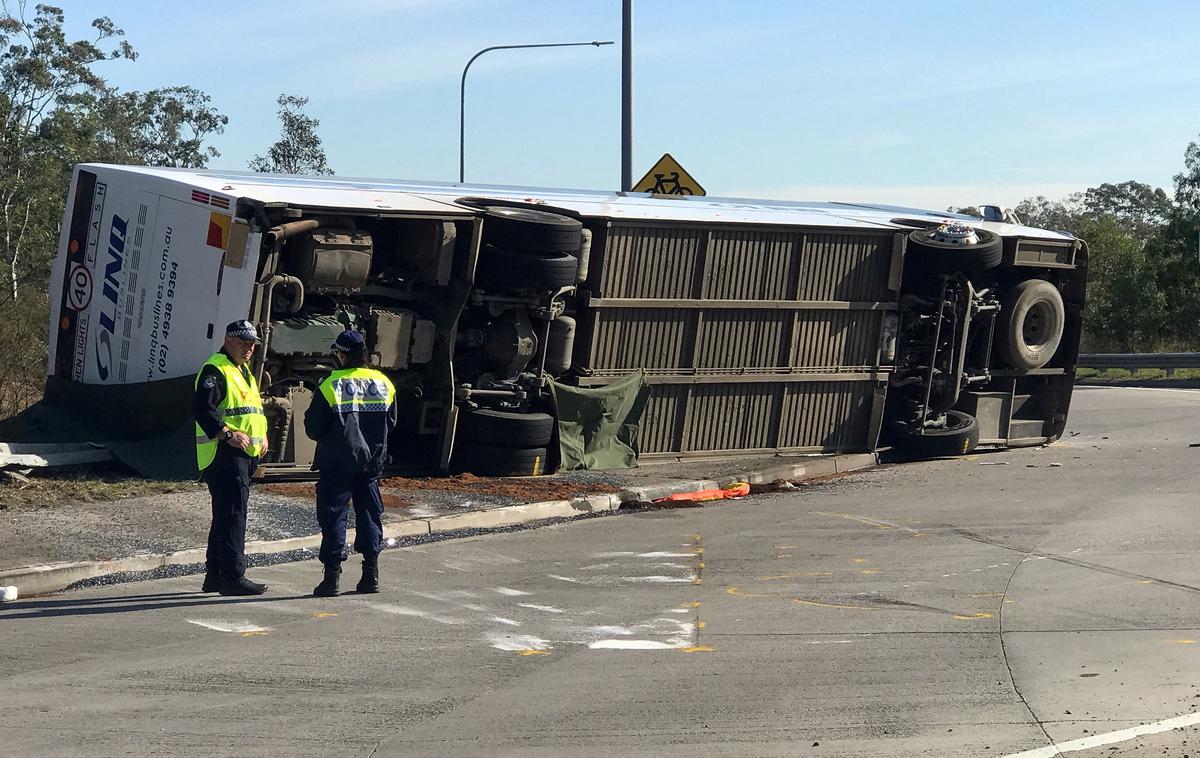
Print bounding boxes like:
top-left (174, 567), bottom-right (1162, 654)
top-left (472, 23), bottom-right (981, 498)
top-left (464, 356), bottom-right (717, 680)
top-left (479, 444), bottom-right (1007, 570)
top-left (192, 320), bottom-right (269, 596)
top-left (304, 330), bottom-right (398, 597)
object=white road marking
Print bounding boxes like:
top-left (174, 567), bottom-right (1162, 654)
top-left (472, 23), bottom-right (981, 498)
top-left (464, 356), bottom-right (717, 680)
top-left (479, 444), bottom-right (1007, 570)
top-left (621, 575), bottom-right (693, 583)
top-left (409, 590), bottom-right (487, 611)
top-left (998, 710), bottom-right (1200, 757)
top-left (368, 604), bottom-right (463, 625)
top-left (589, 639), bottom-right (680, 650)
top-left (485, 632), bottom-right (551, 651)
top-left (591, 551), bottom-right (694, 558)
top-left (587, 618), bottom-right (694, 650)
top-left (185, 619), bottom-right (272, 634)
top-left (491, 616), bottom-right (521, 626)
top-left (800, 639), bottom-right (854, 645)
top-left (491, 587), bottom-right (530, 596)
top-left (518, 603), bottom-right (565, 614)
top-left (548, 574), bottom-right (584, 583)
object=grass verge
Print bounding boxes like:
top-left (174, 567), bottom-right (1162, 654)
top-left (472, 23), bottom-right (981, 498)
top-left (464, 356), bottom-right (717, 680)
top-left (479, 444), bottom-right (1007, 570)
top-left (0, 465), bottom-right (199, 510)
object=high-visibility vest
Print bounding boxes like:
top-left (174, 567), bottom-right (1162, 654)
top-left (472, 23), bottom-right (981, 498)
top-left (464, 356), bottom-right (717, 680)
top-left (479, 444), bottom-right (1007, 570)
top-left (194, 352), bottom-right (267, 471)
top-left (318, 366), bottom-right (396, 415)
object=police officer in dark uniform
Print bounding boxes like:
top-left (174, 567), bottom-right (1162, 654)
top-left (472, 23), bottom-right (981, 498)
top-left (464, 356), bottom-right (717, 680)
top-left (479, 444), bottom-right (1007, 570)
top-left (193, 320), bottom-right (269, 596)
top-left (304, 330), bottom-right (398, 597)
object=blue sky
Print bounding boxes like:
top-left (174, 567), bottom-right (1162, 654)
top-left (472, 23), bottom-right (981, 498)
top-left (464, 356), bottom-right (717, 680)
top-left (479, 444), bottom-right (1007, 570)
top-left (43, 0), bottom-right (1200, 209)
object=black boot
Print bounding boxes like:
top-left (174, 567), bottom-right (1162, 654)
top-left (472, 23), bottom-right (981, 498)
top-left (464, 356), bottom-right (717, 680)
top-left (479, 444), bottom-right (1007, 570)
top-left (201, 570), bottom-right (221, 593)
top-left (313, 562), bottom-right (341, 597)
top-left (218, 575), bottom-right (267, 596)
top-left (356, 555), bottom-right (380, 594)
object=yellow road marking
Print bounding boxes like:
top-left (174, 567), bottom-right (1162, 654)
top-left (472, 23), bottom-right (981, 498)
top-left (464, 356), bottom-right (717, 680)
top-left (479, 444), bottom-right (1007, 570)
top-left (773, 545), bottom-right (799, 549)
top-left (1138, 580), bottom-right (1155, 584)
top-left (239, 631), bottom-right (269, 637)
top-left (518, 649), bottom-right (552, 656)
top-left (684, 601), bottom-right (702, 608)
top-left (727, 586), bottom-right (877, 610)
top-left (793, 598), bottom-right (879, 611)
top-left (1167, 639), bottom-right (1197, 645)
top-left (953, 612), bottom-right (994, 621)
top-left (851, 558), bottom-right (868, 564)
top-left (681, 645), bottom-right (715, 653)
top-left (691, 547), bottom-right (704, 555)
top-left (697, 621), bottom-right (706, 629)
top-left (859, 569), bottom-right (879, 576)
top-left (313, 611), bottom-right (337, 618)
top-left (813, 511), bottom-right (924, 536)
top-left (815, 511), bottom-right (894, 530)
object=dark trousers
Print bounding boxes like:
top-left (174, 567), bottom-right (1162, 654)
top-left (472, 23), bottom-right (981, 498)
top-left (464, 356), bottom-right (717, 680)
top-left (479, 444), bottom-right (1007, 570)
top-left (316, 469), bottom-right (384, 565)
top-left (204, 451), bottom-right (254, 579)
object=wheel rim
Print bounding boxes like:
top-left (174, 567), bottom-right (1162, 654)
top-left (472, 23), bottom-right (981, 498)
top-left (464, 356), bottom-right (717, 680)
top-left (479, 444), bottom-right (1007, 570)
top-left (1023, 301), bottom-right (1054, 350)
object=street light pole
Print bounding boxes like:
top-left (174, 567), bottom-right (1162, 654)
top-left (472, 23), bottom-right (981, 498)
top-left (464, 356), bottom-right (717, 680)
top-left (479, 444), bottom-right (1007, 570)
top-left (621, 0), bottom-right (633, 192)
top-left (459, 40), bottom-right (614, 184)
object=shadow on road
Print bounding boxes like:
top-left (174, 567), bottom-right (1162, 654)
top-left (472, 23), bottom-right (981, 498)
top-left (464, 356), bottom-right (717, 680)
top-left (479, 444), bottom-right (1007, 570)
top-left (0, 591), bottom-right (309, 621)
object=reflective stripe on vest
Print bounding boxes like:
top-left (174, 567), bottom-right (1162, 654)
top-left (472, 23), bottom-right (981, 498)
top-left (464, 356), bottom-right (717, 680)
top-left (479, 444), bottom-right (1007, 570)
top-left (194, 352), bottom-right (267, 471)
top-left (318, 367), bottom-right (396, 415)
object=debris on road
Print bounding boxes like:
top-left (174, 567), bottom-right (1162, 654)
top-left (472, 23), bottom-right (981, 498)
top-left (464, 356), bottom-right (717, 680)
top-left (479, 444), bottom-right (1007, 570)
top-left (749, 479), bottom-right (798, 494)
top-left (382, 473), bottom-right (622, 503)
top-left (262, 482), bottom-right (413, 509)
top-left (653, 482), bottom-right (750, 505)
top-left (1, 585), bottom-right (16, 602)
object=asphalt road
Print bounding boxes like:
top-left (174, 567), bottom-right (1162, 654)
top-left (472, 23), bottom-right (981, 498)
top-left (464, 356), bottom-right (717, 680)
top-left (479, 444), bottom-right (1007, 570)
top-left (3, 386), bottom-right (1200, 757)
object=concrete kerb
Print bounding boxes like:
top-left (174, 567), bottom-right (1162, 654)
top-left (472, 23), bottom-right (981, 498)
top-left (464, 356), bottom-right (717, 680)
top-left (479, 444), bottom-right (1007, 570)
top-left (0, 452), bottom-right (877, 599)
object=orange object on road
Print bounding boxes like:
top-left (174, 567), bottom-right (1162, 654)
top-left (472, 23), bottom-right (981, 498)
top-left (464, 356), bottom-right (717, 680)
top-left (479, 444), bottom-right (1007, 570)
top-left (655, 482), bottom-right (750, 503)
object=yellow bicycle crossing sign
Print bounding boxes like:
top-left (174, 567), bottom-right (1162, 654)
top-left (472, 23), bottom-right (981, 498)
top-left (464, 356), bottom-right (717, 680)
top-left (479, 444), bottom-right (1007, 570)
top-left (632, 153), bottom-right (705, 196)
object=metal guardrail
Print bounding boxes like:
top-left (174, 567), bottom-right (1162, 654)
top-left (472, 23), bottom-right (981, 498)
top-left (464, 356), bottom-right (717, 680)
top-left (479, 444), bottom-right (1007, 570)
top-left (1078, 353), bottom-right (1200, 375)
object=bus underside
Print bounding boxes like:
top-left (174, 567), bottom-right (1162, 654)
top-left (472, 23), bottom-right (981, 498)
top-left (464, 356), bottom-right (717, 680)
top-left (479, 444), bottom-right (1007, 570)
top-left (241, 197), bottom-right (1085, 478)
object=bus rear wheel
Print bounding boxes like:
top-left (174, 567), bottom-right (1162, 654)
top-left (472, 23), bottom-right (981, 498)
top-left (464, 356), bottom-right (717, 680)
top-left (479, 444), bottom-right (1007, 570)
top-left (452, 440), bottom-right (549, 477)
top-left (459, 407), bottom-right (555, 448)
top-left (897, 410), bottom-right (980, 458)
top-left (476, 244), bottom-right (579, 290)
top-left (481, 205), bottom-right (583, 253)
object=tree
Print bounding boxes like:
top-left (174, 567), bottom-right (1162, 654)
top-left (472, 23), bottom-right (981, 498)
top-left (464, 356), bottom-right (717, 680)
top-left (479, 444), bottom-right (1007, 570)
top-left (1080, 181), bottom-right (1172, 243)
top-left (1074, 215), bottom-right (1163, 351)
top-left (249, 94), bottom-right (333, 175)
top-left (0, 2), bottom-right (227, 418)
top-left (0, 2), bottom-right (133, 302)
top-left (0, 2), bottom-right (228, 301)
top-left (1173, 137), bottom-right (1200, 216)
top-left (1014, 195), bottom-right (1083, 235)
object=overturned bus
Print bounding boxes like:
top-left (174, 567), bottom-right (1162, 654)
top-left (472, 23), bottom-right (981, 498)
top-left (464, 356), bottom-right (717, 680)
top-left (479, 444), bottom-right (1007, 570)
top-left (46, 165), bottom-right (1086, 479)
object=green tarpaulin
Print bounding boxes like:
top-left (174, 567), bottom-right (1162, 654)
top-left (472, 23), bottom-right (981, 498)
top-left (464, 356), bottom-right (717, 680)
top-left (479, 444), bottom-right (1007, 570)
top-left (549, 371), bottom-right (650, 471)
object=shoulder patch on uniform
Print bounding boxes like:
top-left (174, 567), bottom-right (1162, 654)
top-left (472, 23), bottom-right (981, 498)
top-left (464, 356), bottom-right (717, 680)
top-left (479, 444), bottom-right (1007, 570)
top-left (203, 376), bottom-right (217, 389)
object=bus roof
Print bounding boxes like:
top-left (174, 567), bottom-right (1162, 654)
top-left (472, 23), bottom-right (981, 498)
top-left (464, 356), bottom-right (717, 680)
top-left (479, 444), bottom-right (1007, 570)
top-left (80, 164), bottom-right (1075, 241)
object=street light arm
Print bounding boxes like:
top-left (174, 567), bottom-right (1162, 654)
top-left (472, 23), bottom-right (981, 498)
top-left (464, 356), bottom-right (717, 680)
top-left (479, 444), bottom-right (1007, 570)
top-left (459, 41), bottom-right (615, 183)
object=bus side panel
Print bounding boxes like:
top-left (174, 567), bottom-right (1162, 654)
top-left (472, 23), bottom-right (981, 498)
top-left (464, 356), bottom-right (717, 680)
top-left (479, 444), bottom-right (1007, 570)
top-left (574, 221), bottom-right (897, 458)
top-left (49, 166), bottom-right (247, 386)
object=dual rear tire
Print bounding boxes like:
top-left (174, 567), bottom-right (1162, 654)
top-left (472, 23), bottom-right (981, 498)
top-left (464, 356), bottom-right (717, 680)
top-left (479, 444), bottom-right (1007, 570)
top-left (475, 206), bottom-right (584, 292)
top-left (452, 407), bottom-right (554, 477)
